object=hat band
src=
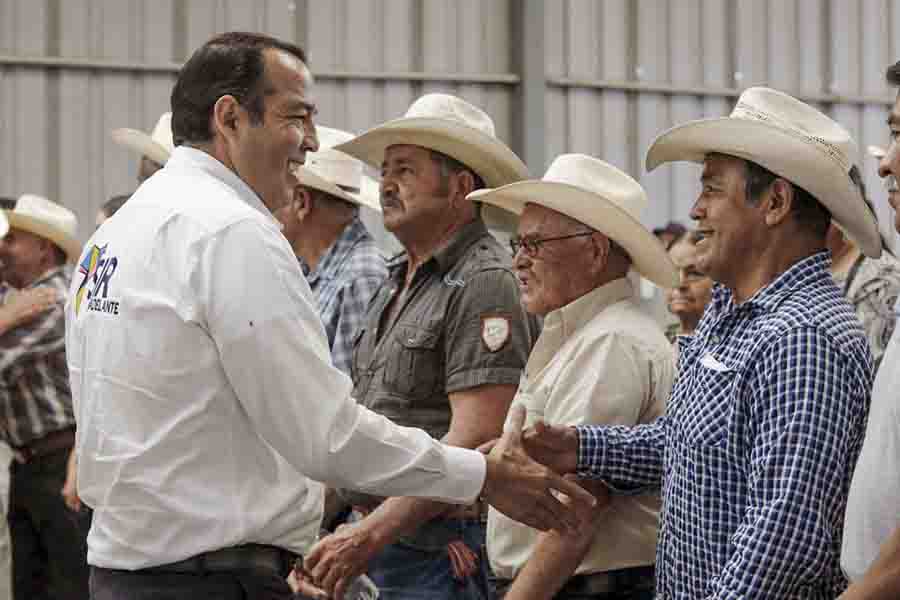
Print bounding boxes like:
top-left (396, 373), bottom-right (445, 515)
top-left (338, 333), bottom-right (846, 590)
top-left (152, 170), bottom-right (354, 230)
top-left (731, 101), bottom-right (851, 173)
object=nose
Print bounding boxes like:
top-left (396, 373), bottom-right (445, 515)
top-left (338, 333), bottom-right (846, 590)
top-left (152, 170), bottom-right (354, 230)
top-left (879, 148), bottom-right (893, 179)
top-left (512, 245), bottom-right (531, 268)
top-left (689, 194), bottom-right (706, 222)
top-left (303, 123), bottom-right (319, 153)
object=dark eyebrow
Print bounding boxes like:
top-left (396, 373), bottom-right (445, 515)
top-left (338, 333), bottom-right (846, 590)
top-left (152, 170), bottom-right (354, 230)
top-left (381, 157), bottom-right (414, 170)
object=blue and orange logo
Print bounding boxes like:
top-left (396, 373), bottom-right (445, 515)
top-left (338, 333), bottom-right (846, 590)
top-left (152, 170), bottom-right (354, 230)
top-left (74, 244), bottom-right (119, 316)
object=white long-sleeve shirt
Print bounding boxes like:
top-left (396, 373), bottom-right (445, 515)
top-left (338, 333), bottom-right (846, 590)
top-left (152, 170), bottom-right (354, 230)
top-left (65, 147), bottom-right (485, 570)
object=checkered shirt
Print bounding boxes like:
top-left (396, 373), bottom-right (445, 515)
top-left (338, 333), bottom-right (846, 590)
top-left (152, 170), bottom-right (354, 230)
top-left (576, 252), bottom-right (872, 599)
top-left (303, 217), bottom-right (387, 375)
top-left (0, 266), bottom-right (75, 447)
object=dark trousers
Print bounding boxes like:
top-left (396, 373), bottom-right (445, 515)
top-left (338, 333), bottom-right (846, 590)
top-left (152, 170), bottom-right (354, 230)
top-left (90, 566), bottom-right (295, 600)
top-left (493, 565), bottom-right (655, 600)
top-left (9, 446), bottom-right (91, 600)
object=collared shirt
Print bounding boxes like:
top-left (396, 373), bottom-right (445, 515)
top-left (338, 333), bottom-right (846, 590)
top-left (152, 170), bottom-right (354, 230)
top-left (842, 294), bottom-right (900, 580)
top-left (575, 252), bottom-right (872, 599)
top-left (301, 217), bottom-right (387, 376)
top-left (351, 219), bottom-right (540, 440)
top-left (833, 251), bottom-right (900, 369)
top-left (64, 146), bottom-right (486, 570)
top-left (0, 266), bottom-right (74, 447)
top-left (487, 278), bottom-right (673, 580)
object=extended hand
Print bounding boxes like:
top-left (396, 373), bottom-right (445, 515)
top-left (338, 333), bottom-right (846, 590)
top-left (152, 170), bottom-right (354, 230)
top-left (481, 405), bottom-right (595, 534)
top-left (522, 420), bottom-right (579, 474)
top-left (305, 521), bottom-right (383, 600)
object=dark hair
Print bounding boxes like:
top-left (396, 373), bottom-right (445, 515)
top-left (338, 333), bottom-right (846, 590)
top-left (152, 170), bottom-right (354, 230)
top-left (743, 159), bottom-right (831, 237)
top-left (429, 150), bottom-right (486, 194)
top-left (50, 243), bottom-right (67, 266)
top-left (849, 165), bottom-right (894, 254)
top-left (0, 197), bottom-right (15, 211)
top-left (887, 61), bottom-right (900, 87)
top-left (170, 32), bottom-right (308, 145)
top-left (102, 194), bottom-right (131, 218)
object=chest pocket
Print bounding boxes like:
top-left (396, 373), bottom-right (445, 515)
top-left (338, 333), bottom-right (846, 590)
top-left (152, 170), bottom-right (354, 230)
top-left (672, 354), bottom-right (741, 448)
top-left (384, 324), bottom-right (443, 398)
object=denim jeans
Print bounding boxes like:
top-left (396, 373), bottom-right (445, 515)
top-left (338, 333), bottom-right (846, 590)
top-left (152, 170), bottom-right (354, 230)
top-left (367, 518), bottom-right (490, 600)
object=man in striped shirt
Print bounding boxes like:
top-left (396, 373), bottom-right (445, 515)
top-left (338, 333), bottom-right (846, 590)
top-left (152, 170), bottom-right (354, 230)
top-left (0, 195), bottom-right (88, 600)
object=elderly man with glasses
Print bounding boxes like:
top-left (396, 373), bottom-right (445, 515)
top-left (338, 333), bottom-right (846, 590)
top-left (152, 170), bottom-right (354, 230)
top-left (471, 154), bottom-right (677, 600)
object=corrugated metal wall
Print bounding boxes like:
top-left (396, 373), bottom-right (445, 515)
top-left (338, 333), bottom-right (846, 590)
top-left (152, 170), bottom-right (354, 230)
top-left (0, 0), bottom-right (897, 246)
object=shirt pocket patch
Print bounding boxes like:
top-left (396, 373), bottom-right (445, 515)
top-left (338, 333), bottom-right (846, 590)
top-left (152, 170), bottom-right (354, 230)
top-left (384, 324), bottom-right (442, 398)
top-left (674, 360), bottom-right (739, 448)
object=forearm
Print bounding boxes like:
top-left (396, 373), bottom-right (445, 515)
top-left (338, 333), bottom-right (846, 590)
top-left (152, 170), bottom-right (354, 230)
top-left (504, 525), bottom-right (599, 600)
top-left (841, 527), bottom-right (900, 600)
top-left (576, 419), bottom-right (666, 492)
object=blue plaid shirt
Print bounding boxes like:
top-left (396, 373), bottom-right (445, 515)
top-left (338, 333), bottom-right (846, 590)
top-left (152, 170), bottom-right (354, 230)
top-left (302, 217), bottom-right (387, 375)
top-left (576, 252), bottom-right (872, 599)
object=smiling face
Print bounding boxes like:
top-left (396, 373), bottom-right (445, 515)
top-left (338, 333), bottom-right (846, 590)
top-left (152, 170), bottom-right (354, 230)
top-left (513, 203), bottom-right (604, 316)
top-left (666, 235), bottom-right (714, 331)
top-left (227, 48), bottom-right (320, 214)
top-left (880, 93), bottom-right (900, 234)
top-left (690, 154), bottom-right (767, 289)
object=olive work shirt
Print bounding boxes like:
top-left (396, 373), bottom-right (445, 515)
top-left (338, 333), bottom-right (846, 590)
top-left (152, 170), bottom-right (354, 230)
top-left (351, 218), bottom-right (540, 446)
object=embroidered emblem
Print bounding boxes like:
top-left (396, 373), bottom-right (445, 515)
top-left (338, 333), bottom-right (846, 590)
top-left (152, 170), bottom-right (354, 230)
top-left (481, 315), bottom-right (511, 352)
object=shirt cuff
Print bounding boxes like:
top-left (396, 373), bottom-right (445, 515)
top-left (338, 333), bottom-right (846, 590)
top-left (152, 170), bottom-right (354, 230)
top-left (439, 445), bottom-right (487, 504)
top-left (575, 425), bottom-right (604, 478)
top-left (445, 367), bottom-right (522, 393)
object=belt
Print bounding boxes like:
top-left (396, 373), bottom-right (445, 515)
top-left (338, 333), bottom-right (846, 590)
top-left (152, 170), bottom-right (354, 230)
top-left (558, 565), bottom-right (655, 596)
top-left (145, 544), bottom-right (297, 578)
top-left (14, 427), bottom-right (75, 463)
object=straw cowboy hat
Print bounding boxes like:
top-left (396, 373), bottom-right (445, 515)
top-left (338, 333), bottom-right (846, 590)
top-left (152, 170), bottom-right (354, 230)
top-left (645, 86), bottom-right (881, 258)
top-left (334, 93), bottom-right (529, 231)
top-left (111, 112), bottom-right (174, 166)
top-left (469, 154), bottom-right (678, 288)
top-left (293, 126), bottom-right (381, 213)
top-left (4, 195), bottom-right (80, 262)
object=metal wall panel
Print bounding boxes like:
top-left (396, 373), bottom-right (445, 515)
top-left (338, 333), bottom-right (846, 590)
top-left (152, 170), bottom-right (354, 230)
top-left (0, 0), bottom-right (898, 246)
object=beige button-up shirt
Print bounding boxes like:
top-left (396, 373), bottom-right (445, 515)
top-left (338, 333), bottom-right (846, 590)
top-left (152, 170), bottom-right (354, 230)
top-left (487, 277), bottom-right (675, 579)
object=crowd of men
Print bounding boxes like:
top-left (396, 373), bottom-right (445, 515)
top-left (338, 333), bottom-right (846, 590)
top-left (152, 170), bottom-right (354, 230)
top-left (2, 29), bottom-right (900, 600)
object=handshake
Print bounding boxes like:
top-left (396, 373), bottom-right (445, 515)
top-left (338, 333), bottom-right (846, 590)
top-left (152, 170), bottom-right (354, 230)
top-left (293, 405), bottom-right (608, 599)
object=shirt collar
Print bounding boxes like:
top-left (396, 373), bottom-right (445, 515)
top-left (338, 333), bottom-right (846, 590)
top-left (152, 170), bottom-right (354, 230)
top-left (709, 250), bottom-right (832, 316)
top-left (166, 146), bottom-right (283, 230)
top-left (542, 277), bottom-right (634, 340)
top-left (30, 265), bottom-right (69, 288)
top-left (387, 218), bottom-right (491, 279)
top-left (305, 217), bottom-right (369, 284)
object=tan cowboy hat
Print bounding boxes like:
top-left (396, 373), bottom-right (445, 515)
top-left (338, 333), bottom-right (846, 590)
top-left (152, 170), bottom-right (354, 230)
top-left (469, 154), bottom-right (678, 288)
top-left (293, 126), bottom-right (381, 212)
top-left (645, 87), bottom-right (881, 258)
top-left (4, 195), bottom-right (80, 262)
top-left (111, 112), bottom-right (174, 166)
top-left (868, 145), bottom-right (887, 160)
top-left (334, 93), bottom-right (529, 232)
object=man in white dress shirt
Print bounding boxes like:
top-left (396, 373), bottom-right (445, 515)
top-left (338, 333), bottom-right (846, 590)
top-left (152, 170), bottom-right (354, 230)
top-left (65, 31), bottom-right (593, 600)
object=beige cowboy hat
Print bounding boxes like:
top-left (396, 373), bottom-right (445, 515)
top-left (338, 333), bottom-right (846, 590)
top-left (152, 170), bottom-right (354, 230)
top-left (645, 86), bottom-right (881, 258)
top-left (469, 154), bottom-right (678, 288)
top-left (334, 93), bottom-right (529, 231)
top-left (292, 126), bottom-right (381, 212)
top-left (111, 112), bottom-right (174, 166)
top-left (868, 145), bottom-right (887, 160)
top-left (4, 194), bottom-right (80, 262)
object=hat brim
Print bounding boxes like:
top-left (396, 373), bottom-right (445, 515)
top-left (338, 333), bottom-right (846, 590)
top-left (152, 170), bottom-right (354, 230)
top-left (469, 182), bottom-right (678, 288)
top-left (110, 128), bottom-right (171, 166)
top-left (294, 167), bottom-right (382, 213)
top-left (646, 117), bottom-right (882, 258)
top-left (4, 212), bottom-right (81, 263)
top-left (334, 117), bottom-right (529, 189)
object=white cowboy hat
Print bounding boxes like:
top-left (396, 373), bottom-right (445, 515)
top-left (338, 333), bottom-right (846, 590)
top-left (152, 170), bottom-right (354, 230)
top-left (468, 154), bottom-right (678, 288)
top-left (645, 87), bottom-right (881, 258)
top-left (293, 126), bottom-right (381, 212)
top-left (868, 145), bottom-right (887, 160)
top-left (334, 93), bottom-right (529, 231)
top-left (4, 194), bottom-right (80, 262)
top-left (110, 112), bottom-right (174, 166)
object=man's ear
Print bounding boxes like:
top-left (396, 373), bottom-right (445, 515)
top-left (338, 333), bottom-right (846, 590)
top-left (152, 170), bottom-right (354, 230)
top-left (449, 170), bottom-right (477, 208)
top-left (294, 187), bottom-right (315, 222)
top-left (211, 95), bottom-right (243, 144)
top-left (764, 179), bottom-right (794, 227)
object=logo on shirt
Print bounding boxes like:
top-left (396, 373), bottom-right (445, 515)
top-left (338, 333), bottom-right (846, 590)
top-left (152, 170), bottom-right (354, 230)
top-left (481, 314), bottom-right (511, 353)
top-left (74, 244), bottom-right (119, 316)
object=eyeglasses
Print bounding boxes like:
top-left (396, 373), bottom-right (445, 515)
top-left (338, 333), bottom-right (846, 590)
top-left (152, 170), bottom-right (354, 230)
top-left (509, 232), bottom-right (593, 256)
